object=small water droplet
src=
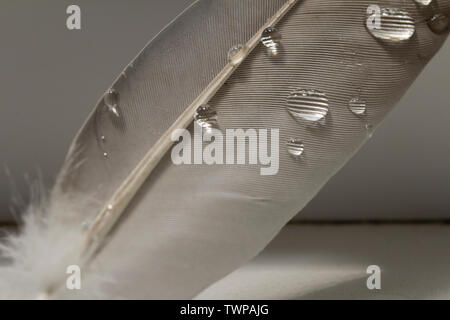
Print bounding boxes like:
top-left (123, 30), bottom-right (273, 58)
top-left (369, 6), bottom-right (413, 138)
top-left (227, 44), bottom-right (245, 64)
top-left (101, 135), bottom-right (106, 142)
top-left (104, 88), bottom-right (120, 117)
top-left (365, 124), bottom-right (374, 138)
top-left (81, 220), bottom-right (91, 231)
top-left (286, 139), bottom-right (304, 159)
top-left (286, 89), bottom-right (329, 122)
top-left (427, 13), bottom-right (449, 34)
top-left (348, 98), bottom-right (367, 115)
top-left (261, 27), bottom-right (282, 56)
top-left (107, 204), bottom-right (114, 211)
top-left (414, 0), bottom-right (433, 5)
top-left (367, 8), bottom-right (415, 41)
top-left (194, 104), bottom-right (218, 130)
top-left (103, 152), bottom-right (109, 158)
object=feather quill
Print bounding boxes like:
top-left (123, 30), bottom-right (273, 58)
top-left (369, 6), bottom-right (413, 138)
top-left (1, 0), bottom-right (449, 299)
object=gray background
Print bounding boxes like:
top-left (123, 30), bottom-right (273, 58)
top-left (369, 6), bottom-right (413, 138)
top-left (0, 0), bottom-right (448, 222)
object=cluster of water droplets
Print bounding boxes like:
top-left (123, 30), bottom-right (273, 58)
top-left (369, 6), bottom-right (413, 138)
top-left (190, 3), bottom-right (447, 161)
top-left (100, 132), bottom-right (108, 158)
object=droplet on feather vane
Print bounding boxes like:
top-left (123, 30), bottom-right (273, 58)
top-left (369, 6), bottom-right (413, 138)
top-left (261, 27), bottom-right (282, 56)
top-left (194, 104), bottom-right (218, 131)
top-left (427, 13), bottom-right (449, 34)
top-left (348, 98), bottom-right (367, 116)
top-left (286, 139), bottom-right (304, 159)
top-left (104, 88), bottom-right (120, 117)
top-left (286, 89), bottom-right (329, 123)
top-left (227, 44), bottom-right (245, 65)
top-left (367, 8), bottom-right (415, 41)
top-left (365, 124), bottom-right (374, 138)
top-left (81, 221), bottom-right (91, 231)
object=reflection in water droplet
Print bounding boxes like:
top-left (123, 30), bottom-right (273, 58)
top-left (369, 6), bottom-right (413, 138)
top-left (227, 45), bottom-right (245, 64)
top-left (348, 98), bottom-right (367, 115)
top-left (286, 139), bottom-right (304, 158)
top-left (261, 27), bottom-right (282, 56)
top-left (104, 89), bottom-right (120, 117)
top-left (367, 8), bottom-right (415, 41)
top-left (427, 13), bottom-right (449, 34)
top-left (286, 89), bottom-right (329, 122)
top-left (194, 104), bottom-right (218, 130)
top-left (414, 0), bottom-right (433, 5)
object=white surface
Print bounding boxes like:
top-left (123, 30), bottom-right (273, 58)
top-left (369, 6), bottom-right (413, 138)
top-left (198, 224), bottom-right (450, 300)
top-left (2, 223), bottom-right (450, 299)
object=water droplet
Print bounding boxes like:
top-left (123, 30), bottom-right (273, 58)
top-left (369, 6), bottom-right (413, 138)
top-left (414, 0), bottom-right (433, 5)
top-left (227, 44), bottom-right (245, 64)
top-left (261, 27), bottom-right (282, 56)
top-left (104, 88), bottom-right (120, 117)
top-left (348, 98), bottom-right (367, 115)
top-left (286, 89), bottom-right (329, 122)
top-left (427, 13), bottom-right (449, 34)
top-left (81, 220), bottom-right (91, 231)
top-left (107, 204), bottom-right (114, 211)
top-left (367, 8), bottom-right (415, 41)
top-left (101, 135), bottom-right (106, 142)
top-left (365, 124), bottom-right (374, 138)
top-left (286, 139), bottom-right (304, 158)
top-left (103, 152), bottom-right (109, 158)
top-left (194, 104), bottom-right (218, 130)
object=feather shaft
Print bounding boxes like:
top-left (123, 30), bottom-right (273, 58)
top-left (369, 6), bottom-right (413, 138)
top-left (83, 0), bottom-right (298, 258)
top-left (41, 0), bottom-right (299, 298)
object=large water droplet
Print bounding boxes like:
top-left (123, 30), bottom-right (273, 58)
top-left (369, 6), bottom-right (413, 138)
top-left (104, 88), bottom-right (120, 117)
top-left (227, 44), bottom-right (244, 63)
top-left (286, 139), bottom-right (304, 158)
top-left (367, 8), bottom-right (415, 41)
top-left (348, 98), bottom-right (367, 115)
top-left (286, 89), bottom-right (329, 122)
top-left (414, 0), bottom-right (433, 5)
top-left (194, 104), bottom-right (217, 130)
top-left (427, 13), bottom-right (449, 34)
top-left (261, 27), bottom-right (282, 56)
